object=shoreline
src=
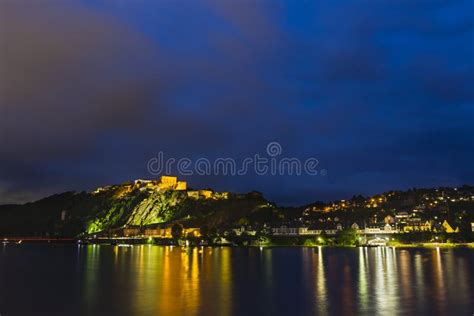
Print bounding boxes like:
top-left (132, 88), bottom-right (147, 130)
top-left (2, 238), bottom-right (474, 249)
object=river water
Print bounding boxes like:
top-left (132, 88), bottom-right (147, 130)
top-left (0, 245), bottom-right (472, 315)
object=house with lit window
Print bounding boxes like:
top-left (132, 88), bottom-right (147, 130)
top-left (272, 224), bottom-right (310, 236)
top-left (232, 225), bottom-right (257, 236)
top-left (364, 223), bottom-right (399, 234)
top-left (123, 226), bottom-right (142, 237)
top-left (403, 218), bottom-right (432, 232)
top-left (144, 224), bottom-right (172, 238)
top-left (441, 220), bottom-right (459, 233)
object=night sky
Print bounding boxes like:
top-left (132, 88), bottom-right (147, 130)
top-left (1, 0), bottom-right (473, 205)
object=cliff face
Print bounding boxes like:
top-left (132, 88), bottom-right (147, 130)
top-left (86, 186), bottom-right (273, 234)
top-left (86, 189), bottom-right (188, 234)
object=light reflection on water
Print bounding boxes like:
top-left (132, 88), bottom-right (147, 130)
top-left (0, 245), bottom-right (473, 315)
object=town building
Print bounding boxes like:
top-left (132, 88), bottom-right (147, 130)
top-left (232, 225), bottom-right (257, 236)
top-left (144, 225), bottom-right (172, 238)
top-left (395, 212), bottom-right (409, 223)
top-left (143, 224), bottom-right (201, 238)
top-left (157, 176), bottom-right (187, 191)
top-left (271, 222), bottom-right (343, 236)
top-left (403, 218), bottom-right (432, 232)
top-left (60, 210), bottom-right (68, 221)
top-left (272, 225), bottom-right (311, 236)
top-left (183, 227), bottom-right (201, 237)
top-left (364, 223), bottom-right (399, 234)
top-left (123, 226), bottom-right (141, 237)
top-left (187, 190), bottom-right (213, 199)
top-left (441, 220), bottom-right (459, 233)
top-left (187, 189), bottom-right (228, 200)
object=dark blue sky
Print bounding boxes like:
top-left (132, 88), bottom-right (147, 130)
top-left (1, 0), bottom-right (473, 205)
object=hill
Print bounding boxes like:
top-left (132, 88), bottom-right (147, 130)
top-left (1, 177), bottom-right (473, 238)
top-left (0, 177), bottom-right (275, 237)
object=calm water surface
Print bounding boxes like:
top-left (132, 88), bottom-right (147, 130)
top-left (0, 245), bottom-right (473, 315)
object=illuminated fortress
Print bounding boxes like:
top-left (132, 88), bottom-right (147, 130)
top-left (93, 175), bottom-right (229, 200)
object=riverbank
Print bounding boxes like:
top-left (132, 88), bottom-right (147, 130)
top-left (255, 243), bottom-right (474, 249)
top-left (3, 237), bottom-right (474, 249)
top-left (387, 241), bottom-right (474, 248)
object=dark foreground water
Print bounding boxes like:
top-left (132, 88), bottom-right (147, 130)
top-left (0, 245), bottom-right (473, 315)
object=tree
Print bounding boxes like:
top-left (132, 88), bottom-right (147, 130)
top-left (317, 231), bottom-right (328, 245)
top-left (199, 225), bottom-right (209, 238)
top-left (257, 235), bottom-right (270, 245)
top-left (238, 217), bottom-right (249, 225)
top-left (171, 223), bottom-right (183, 239)
top-left (336, 228), bottom-right (358, 246)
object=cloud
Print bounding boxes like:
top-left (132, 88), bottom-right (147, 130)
top-left (0, 2), bottom-right (162, 160)
top-left (0, 0), bottom-right (473, 205)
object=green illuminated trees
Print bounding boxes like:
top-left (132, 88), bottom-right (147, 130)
top-left (336, 228), bottom-right (358, 246)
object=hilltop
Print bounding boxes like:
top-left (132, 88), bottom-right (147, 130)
top-left (0, 176), bottom-right (274, 237)
top-left (0, 176), bottom-right (473, 238)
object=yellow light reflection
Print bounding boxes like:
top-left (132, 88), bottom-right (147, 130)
top-left (218, 248), bottom-right (232, 316)
top-left (432, 248), bottom-right (446, 313)
top-left (315, 246), bottom-right (328, 314)
top-left (82, 245), bottom-right (101, 313)
top-left (358, 247), bottom-right (368, 313)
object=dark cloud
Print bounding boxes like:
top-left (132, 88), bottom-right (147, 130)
top-left (0, 0), bottom-right (473, 205)
top-left (0, 2), bottom-right (162, 160)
